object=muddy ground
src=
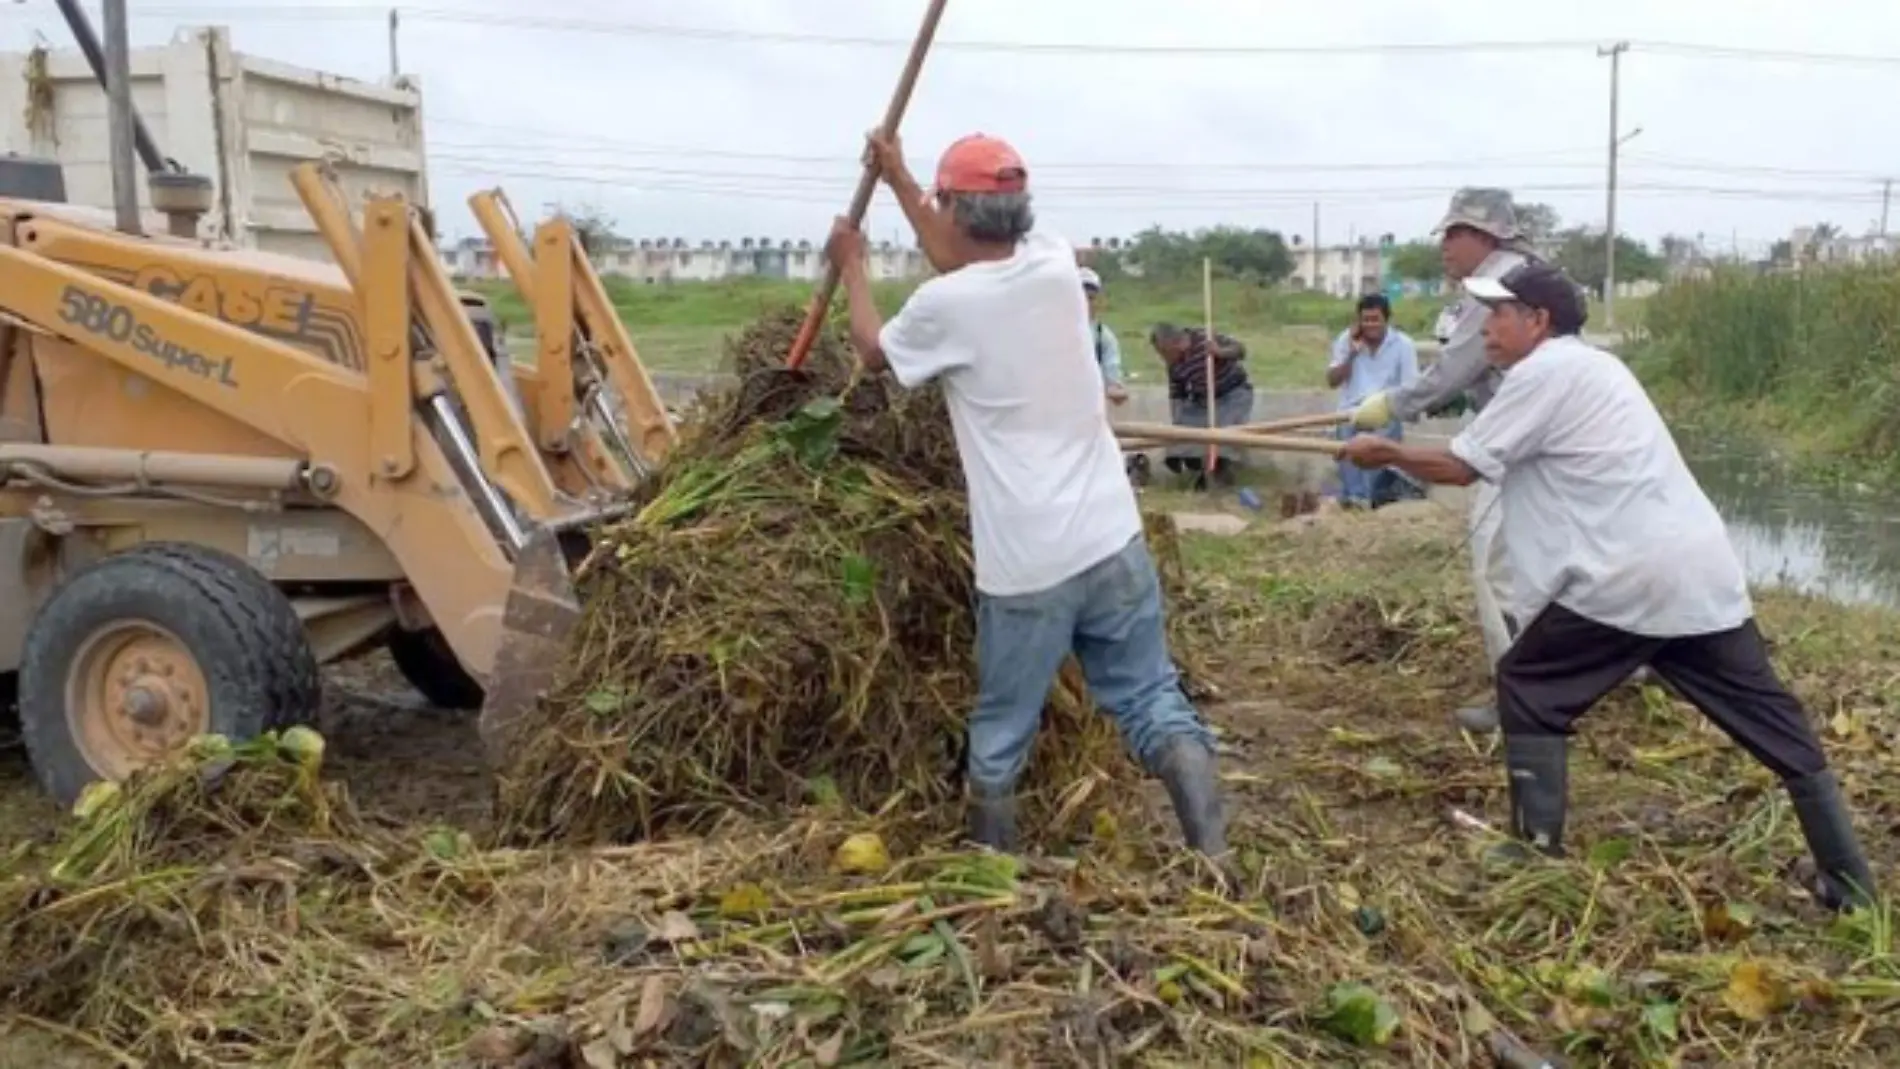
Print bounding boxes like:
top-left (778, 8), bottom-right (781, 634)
top-left (0, 650), bottom-right (495, 845)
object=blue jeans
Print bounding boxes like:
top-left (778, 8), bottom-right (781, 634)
top-left (968, 536), bottom-right (1213, 794)
top-left (1336, 419), bottom-right (1404, 504)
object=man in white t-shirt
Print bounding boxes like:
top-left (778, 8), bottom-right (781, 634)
top-left (1338, 260), bottom-right (1876, 912)
top-left (823, 129), bottom-right (1226, 858)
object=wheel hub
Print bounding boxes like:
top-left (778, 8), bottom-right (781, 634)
top-left (68, 623), bottom-right (209, 781)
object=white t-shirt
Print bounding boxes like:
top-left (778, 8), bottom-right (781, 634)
top-left (1448, 335), bottom-right (1752, 638)
top-left (878, 228), bottom-right (1143, 597)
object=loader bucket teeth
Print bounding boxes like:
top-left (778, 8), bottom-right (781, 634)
top-left (477, 526), bottom-right (583, 762)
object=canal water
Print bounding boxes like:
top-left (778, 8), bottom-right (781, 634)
top-left (1285, 427), bottom-right (1900, 611)
top-left (1683, 437), bottom-right (1900, 611)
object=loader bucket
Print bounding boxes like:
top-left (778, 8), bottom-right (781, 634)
top-left (477, 525), bottom-right (585, 763)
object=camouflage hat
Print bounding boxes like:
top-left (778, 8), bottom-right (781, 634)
top-left (1433, 187), bottom-right (1520, 242)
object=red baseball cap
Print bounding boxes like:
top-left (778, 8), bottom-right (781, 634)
top-left (933, 133), bottom-right (1028, 195)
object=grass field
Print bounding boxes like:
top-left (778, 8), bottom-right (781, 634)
top-left (468, 273), bottom-right (1448, 389)
top-left (1631, 260), bottom-right (1900, 486)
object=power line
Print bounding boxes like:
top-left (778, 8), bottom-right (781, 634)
top-left (1623, 152), bottom-right (1895, 184)
top-left (427, 124), bottom-right (1886, 186)
top-left (428, 160), bottom-right (1892, 207)
top-left (429, 140), bottom-right (1890, 195)
top-left (125, 7), bottom-right (1601, 56)
top-left (427, 139), bottom-right (1607, 177)
top-left (115, 6), bottom-right (1900, 66)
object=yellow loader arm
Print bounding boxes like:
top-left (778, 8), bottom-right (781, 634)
top-left (468, 187), bottom-right (677, 475)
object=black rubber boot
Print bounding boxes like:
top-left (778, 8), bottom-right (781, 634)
top-left (1786, 770), bottom-right (1879, 912)
top-left (1152, 736), bottom-right (1228, 856)
top-left (966, 785), bottom-right (1017, 852)
top-left (1504, 734), bottom-right (1569, 857)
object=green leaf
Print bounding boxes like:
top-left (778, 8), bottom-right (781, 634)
top-left (938, 853), bottom-right (1020, 891)
top-left (1641, 1000), bottom-right (1680, 1042)
top-left (779, 397), bottom-right (843, 468)
top-left (900, 933), bottom-right (947, 967)
top-left (806, 776), bottom-right (843, 806)
top-left (1318, 983), bottom-right (1401, 1047)
top-left (1352, 905), bottom-right (1387, 937)
top-left (584, 688), bottom-right (624, 715)
top-left (1587, 837), bottom-right (1634, 870)
top-left (423, 827), bottom-right (464, 860)
top-left (841, 554), bottom-right (877, 606)
top-left (1363, 756), bottom-right (1403, 780)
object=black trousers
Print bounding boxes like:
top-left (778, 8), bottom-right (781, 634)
top-left (1496, 604), bottom-right (1828, 782)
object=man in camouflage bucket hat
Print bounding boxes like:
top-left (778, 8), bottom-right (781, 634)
top-left (1347, 188), bottom-right (1535, 734)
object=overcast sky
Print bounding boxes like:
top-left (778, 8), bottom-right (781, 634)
top-left (7, 0), bottom-right (1900, 254)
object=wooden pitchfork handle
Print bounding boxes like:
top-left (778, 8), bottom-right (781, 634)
top-left (785, 0), bottom-right (951, 371)
top-left (1114, 410), bottom-right (1349, 451)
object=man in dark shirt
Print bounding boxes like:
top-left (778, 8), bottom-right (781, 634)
top-left (1149, 323), bottom-right (1252, 488)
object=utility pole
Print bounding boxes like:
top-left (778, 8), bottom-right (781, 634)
top-left (1598, 40), bottom-right (1630, 330)
top-left (388, 9), bottom-right (401, 79)
top-left (1882, 178), bottom-right (1892, 238)
top-left (1311, 201), bottom-right (1320, 292)
top-left (1346, 225), bottom-right (1357, 296)
top-left (102, 0), bottom-right (140, 236)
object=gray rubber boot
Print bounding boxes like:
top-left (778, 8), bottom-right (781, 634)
top-left (967, 785), bottom-right (1018, 853)
top-left (1152, 735), bottom-right (1228, 856)
top-left (1456, 701), bottom-right (1500, 733)
top-left (1786, 770), bottom-right (1879, 912)
top-left (1504, 734), bottom-right (1569, 857)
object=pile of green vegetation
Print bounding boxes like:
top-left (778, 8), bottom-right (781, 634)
top-left (490, 306), bottom-right (1158, 846)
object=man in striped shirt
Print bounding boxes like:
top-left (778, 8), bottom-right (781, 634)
top-left (1150, 323), bottom-right (1253, 489)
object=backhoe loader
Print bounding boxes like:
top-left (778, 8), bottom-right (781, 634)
top-left (0, 154), bottom-right (673, 807)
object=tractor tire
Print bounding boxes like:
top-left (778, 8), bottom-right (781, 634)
top-left (17, 543), bottom-right (320, 808)
top-left (387, 626), bottom-right (485, 711)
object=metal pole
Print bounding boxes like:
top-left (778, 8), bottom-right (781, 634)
top-left (1599, 41), bottom-right (1629, 329)
top-left (55, 0), bottom-right (166, 175)
top-left (388, 9), bottom-right (401, 79)
top-left (1201, 257), bottom-right (1217, 480)
top-left (1311, 201), bottom-right (1320, 291)
top-left (102, 0), bottom-right (141, 235)
top-left (1882, 178), bottom-right (1892, 238)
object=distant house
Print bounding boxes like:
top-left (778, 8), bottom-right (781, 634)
top-left (1789, 226), bottom-right (1896, 267)
top-left (1286, 239), bottom-right (1386, 297)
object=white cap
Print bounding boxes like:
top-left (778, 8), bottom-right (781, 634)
top-left (1078, 267), bottom-right (1102, 291)
top-left (1463, 276), bottom-right (1513, 302)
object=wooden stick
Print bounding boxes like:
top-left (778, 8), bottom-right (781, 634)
top-left (1115, 410), bottom-right (1348, 449)
top-left (784, 0), bottom-right (950, 370)
top-left (1201, 256), bottom-right (1217, 477)
top-left (1113, 423), bottom-right (1345, 457)
top-left (1247, 410), bottom-right (1351, 433)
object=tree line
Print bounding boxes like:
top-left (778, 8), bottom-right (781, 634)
top-left (1091, 203), bottom-right (1692, 298)
top-left (552, 198), bottom-right (1725, 298)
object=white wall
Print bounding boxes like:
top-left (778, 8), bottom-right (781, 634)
top-left (1, 26), bottom-right (426, 264)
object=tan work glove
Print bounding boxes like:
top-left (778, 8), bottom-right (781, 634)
top-left (1350, 391), bottom-right (1393, 431)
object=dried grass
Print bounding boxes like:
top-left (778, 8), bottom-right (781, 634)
top-left (4, 326), bottom-right (1899, 1067)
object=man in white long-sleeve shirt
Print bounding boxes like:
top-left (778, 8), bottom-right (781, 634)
top-left (1346, 188), bottom-right (1533, 733)
top-left (1339, 260), bottom-right (1878, 913)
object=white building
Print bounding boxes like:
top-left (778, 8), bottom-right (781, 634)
top-left (1, 26), bottom-right (426, 262)
top-left (1287, 240), bottom-right (1387, 297)
top-left (1789, 226), bottom-right (1896, 266)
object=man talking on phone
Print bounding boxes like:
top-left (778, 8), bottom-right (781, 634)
top-left (1327, 293), bottom-right (1417, 508)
